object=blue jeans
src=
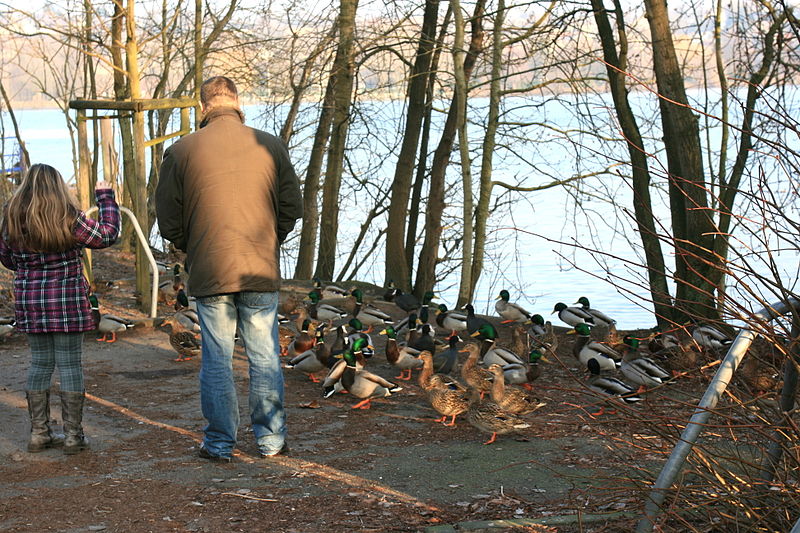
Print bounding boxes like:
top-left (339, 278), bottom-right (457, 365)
top-left (195, 291), bottom-right (285, 457)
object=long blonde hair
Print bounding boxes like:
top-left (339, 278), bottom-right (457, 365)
top-left (2, 164), bottom-right (79, 252)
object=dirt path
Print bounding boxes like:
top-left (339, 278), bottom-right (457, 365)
top-left (0, 253), bottom-right (695, 532)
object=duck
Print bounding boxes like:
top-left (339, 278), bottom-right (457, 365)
top-left (174, 308), bottom-right (201, 334)
top-left (279, 292), bottom-right (302, 317)
top-left (574, 297), bottom-right (616, 329)
top-left (350, 289), bottom-right (392, 329)
top-left (392, 289), bottom-right (436, 315)
top-left (572, 322), bottom-right (621, 372)
top-left (495, 289), bottom-right (532, 324)
top-left (585, 358), bottom-right (642, 416)
top-left (486, 364), bottom-right (546, 415)
top-left (552, 302), bottom-right (595, 328)
top-left (313, 277), bottom-right (349, 300)
top-left (321, 336), bottom-right (371, 398)
top-left (524, 349), bottom-right (549, 387)
top-left (339, 339), bottom-right (403, 409)
top-left (306, 291), bottom-right (348, 322)
top-left (381, 325), bottom-right (423, 381)
top-left (466, 388), bottom-right (531, 445)
top-left (287, 318), bottom-right (317, 359)
top-left (418, 351), bottom-right (469, 426)
top-left (174, 287), bottom-right (197, 311)
top-left (528, 314), bottom-right (548, 337)
top-left (89, 293), bottom-right (135, 343)
top-left (619, 335), bottom-right (670, 392)
top-left (462, 303), bottom-right (493, 337)
top-left (656, 342), bottom-right (701, 377)
top-left (481, 339), bottom-right (526, 368)
top-left (432, 333), bottom-right (461, 375)
top-left (692, 324), bottom-right (733, 352)
top-left (459, 343), bottom-right (494, 398)
top-left (285, 328), bottom-right (331, 382)
top-left (408, 323), bottom-right (437, 354)
top-left (0, 318), bottom-right (15, 339)
top-left (328, 324), bottom-right (348, 358)
top-left (648, 329), bottom-right (681, 353)
top-left (346, 318), bottom-right (375, 358)
top-left (160, 316), bottom-right (201, 362)
top-left (435, 303), bottom-right (468, 334)
top-left (383, 281), bottom-right (397, 302)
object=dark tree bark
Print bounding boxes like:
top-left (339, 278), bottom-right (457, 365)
top-left (313, 0), bottom-right (358, 281)
top-left (592, 0), bottom-right (674, 326)
top-left (414, 0), bottom-right (485, 297)
top-left (384, 0), bottom-right (441, 292)
top-left (644, 0), bottom-right (718, 321)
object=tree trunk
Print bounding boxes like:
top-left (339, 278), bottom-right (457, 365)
top-left (384, 0), bottom-right (440, 292)
top-left (644, 0), bottom-right (718, 321)
top-left (592, 0), bottom-right (674, 326)
top-left (405, 5), bottom-right (452, 276)
top-left (294, 72), bottom-right (337, 279)
top-left (414, 0), bottom-right (485, 297)
top-left (313, 0), bottom-right (358, 281)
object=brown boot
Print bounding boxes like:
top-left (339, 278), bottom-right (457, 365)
top-left (26, 390), bottom-right (64, 453)
top-left (61, 391), bottom-right (88, 455)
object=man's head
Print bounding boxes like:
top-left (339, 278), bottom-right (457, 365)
top-left (199, 76), bottom-right (239, 113)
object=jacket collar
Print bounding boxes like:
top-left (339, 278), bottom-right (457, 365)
top-left (199, 106), bottom-right (245, 128)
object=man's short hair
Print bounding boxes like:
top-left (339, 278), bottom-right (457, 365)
top-left (200, 76), bottom-right (238, 109)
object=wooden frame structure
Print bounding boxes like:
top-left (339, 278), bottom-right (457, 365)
top-left (68, 97), bottom-right (195, 313)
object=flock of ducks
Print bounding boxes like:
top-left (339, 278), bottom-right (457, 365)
top-left (80, 262), bottom-right (747, 443)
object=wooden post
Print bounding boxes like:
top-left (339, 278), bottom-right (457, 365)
top-left (76, 109), bottom-right (93, 284)
top-left (100, 117), bottom-right (115, 192)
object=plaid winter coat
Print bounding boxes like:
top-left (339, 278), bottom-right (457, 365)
top-left (0, 189), bottom-right (120, 333)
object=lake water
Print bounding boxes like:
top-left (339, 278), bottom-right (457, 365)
top-left (3, 91), bottom-right (799, 329)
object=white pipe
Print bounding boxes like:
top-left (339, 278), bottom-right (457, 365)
top-left (85, 205), bottom-right (158, 318)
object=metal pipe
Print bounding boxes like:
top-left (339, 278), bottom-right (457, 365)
top-left (85, 205), bottom-right (158, 318)
top-left (637, 299), bottom-right (797, 532)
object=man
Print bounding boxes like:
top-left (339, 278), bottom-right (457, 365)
top-left (156, 76), bottom-right (303, 461)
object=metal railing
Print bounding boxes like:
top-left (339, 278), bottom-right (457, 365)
top-left (85, 205), bottom-right (158, 318)
top-left (636, 298), bottom-right (800, 532)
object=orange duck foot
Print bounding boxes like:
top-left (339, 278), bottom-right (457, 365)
top-left (351, 399), bottom-right (372, 409)
top-left (444, 415), bottom-right (458, 427)
top-left (105, 332), bottom-right (117, 343)
top-left (482, 433), bottom-right (498, 445)
top-left (308, 374), bottom-right (321, 383)
top-left (433, 415), bottom-right (447, 423)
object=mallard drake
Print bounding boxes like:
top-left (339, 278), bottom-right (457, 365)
top-left (313, 277), bottom-right (349, 300)
top-left (432, 333), bottom-right (461, 375)
top-left (349, 289), bottom-right (392, 329)
top-left (586, 358), bottom-right (642, 416)
top-left (381, 325), bottom-right (423, 381)
top-left (482, 341), bottom-right (526, 368)
top-left (574, 297), bottom-right (616, 329)
top-left (161, 316), bottom-right (201, 362)
top-left (0, 318), bottom-right (15, 339)
top-left (619, 335), bottom-right (670, 392)
top-left (486, 364), bottom-right (546, 415)
top-left (552, 302), bottom-right (595, 328)
top-left (306, 291), bottom-right (348, 322)
top-left (174, 309), bottom-right (201, 334)
top-left (466, 388), bottom-right (531, 445)
top-left (462, 304), bottom-right (493, 337)
top-left (528, 314), bottom-right (548, 337)
top-left (525, 349), bottom-right (549, 387)
top-left (572, 323), bottom-right (621, 372)
top-left (459, 343), bottom-right (494, 398)
top-left (89, 294), bottom-right (135, 343)
top-left (408, 323), bottom-right (436, 354)
top-left (418, 351), bottom-right (469, 426)
top-left (435, 304), bottom-right (468, 334)
top-left (340, 339), bottom-right (403, 409)
top-left (285, 328), bottom-right (330, 382)
top-left (174, 287), bottom-right (197, 311)
top-left (347, 318), bottom-right (375, 358)
top-left (495, 289), bottom-right (532, 324)
top-left (692, 324), bottom-right (733, 352)
top-left (287, 318), bottom-right (316, 359)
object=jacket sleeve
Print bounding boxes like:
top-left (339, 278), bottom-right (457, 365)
top-left (74, 189), bottom-right (121, 249)
top-left (274, 140), bottom-right (303, 244)
top-left (155, 146), bottom-right (187, 251)
top-left (0, 237), bottom-right (16, 271)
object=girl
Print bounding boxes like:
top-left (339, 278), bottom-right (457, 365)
top-left (0, 164), bottom-right (120, 454)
